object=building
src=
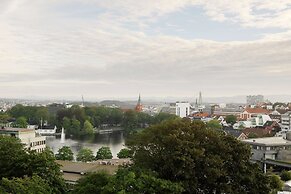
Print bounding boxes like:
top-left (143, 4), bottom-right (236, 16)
top-left (57, 159), bottom-right (130, 184)
top-left (37, 126), bottom-right (57, 135)
top-left (246, 95), bottom-right (264, 105)
top-left (240, 108), bottom-right (270, 120)
top-left (282, 111), bottom-right (291, 131)
top-left (176, 102), bottom-right (191, 118)
top-left (0, 127), bottom-right (46, 153)
top-left (221, 128), bottom-right (248, 140)
top-left (243, 136), bottom-right (291, 161)
top-left (193, 91), bottom-right (205, 112)
top-left (135, 94), bottom-right (143, 112)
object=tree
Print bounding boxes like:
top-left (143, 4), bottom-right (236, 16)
top-left (269, 174), bottom-right (283, 193)
top-left (0, 136), bottom-right (28, 178)
top-left (0, 114), bottom-right (10, 125)
top-left (26, 149), bottom-right (67, 194)
top-left (8, 104), bottom-right (26, 119)
top-left (83, 120), bottom-right (94, 135)
top-left (117, 148), bottom-right (133, 159)
top-left (77, 148), bottom-right (95, 162)
top-left (122, 110), bottom-right (138, 132)
top-left (71, 172), bottom-right (111, 194)
top-left (127, 119), bottom-right (271, 194)
top-left (281, 170), bottom-right (291, 181)
top-left (206, 119), bottom-right (222, 130)
top-left (55, 146), bottom-right (74, 161)
top-left (15, 116), bottom-right (28, 128)
top-left (62, 117), bottom-right (71, 133)
top-left (153, 112), bottom-right (178, 124)
top-left (0, 175), bottom-right (52, 194)
top-left (103, 168), bottom-right (184, 194)
top-left (72, 169), bottom-right (184, 194)
top-left (0, 136), bottom-right (66, 193)
top-left (96, 146), bottom-right (113, 160)
top-left (71, 118), bottom-right (81, 136)
top-left (225, 115), bottom-right (237, 125)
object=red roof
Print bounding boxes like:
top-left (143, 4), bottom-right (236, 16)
top-left (191, 112), bottom-right (209, 118)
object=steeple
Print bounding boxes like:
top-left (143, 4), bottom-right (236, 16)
top-left (137, 94), bottom-right (141, 105)
top-left (198, 91), bottom-right (202, 106)
top-left (135, 94), bottom-right (143, 112)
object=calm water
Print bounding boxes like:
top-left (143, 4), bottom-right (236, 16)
top-left (45, 132), bottom-right (125, 159)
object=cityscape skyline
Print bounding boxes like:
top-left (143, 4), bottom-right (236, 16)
top-left (1, 1), bottom-right (291, 98)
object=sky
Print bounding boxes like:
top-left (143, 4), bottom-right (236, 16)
top-left (1, 0), bottom-right (291, 100)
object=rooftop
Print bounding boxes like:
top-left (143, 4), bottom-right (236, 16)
top-left (243, 137), bottom-right (291, 146)
top-left (244, 108), bottom-right (270, 114)
top-left (0, 127), bottom-right (34, 132)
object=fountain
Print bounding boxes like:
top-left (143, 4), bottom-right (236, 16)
top-left (60, 127), bottom-right (65, 143)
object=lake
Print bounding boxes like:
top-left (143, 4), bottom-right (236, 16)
top-left (45, 132), bottom-right (125, 159)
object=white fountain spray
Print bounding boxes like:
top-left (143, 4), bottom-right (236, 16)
top-left (60, 127), bottom-right (65, 143)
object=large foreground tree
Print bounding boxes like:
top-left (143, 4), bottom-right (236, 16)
top-left (0, 136), bottom-right (66, 194)
top-left (127, 119), bottom-right (271, 194)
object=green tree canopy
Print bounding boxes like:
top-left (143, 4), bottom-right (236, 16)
top-left (55, 146), bottom-right (74, 161)
top-left (0, 136), bottom-right (28, 178)
top-left (15, 116), bottom-right (28, 128)
top-left (281, 170), bottom-right (291, 181)
top-left (77, 148), bottom-right (95, 162)
top-left (71, 118), bottom-right (81, 136)
top-left (127, 119), bottom-right (271, 194)
top-left (117, 148), bottom-right (133, 159)
top-left (103, 168), bottom-right (184, 194)
top-left (152, 112), bottom-right (178, 124)
top-left (71, 172), bottom-right (111, 194)
top-left (269, 174), bottom-right (284, 193)
top-left (0, 136), bottom-right (66, 193)
top-left (0, 114), bottom-right (10, 125)
top-left (83, 120), bottom-right (94, 135)
top-left (96, 146), bottom-right (113, 160)
top-left (206, 119), bottom-right (222, 130)
top-left (0, 175), bottom-right (52, 194)
top-left (72, 169), bottom-right (184, 194)
top-left (225, 115), bottom-right (237, 125)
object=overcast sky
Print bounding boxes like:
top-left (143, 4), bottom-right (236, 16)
top-left (1, 0), bottom-right (291, 100)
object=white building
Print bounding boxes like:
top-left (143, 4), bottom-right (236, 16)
top-left (37, 126), bottom-right (57, 135)
top-left (176, 102), bottom-right (191, 118)
top-left (282, 111), bottom-right (291, 131)
top-left (233, 114), bottom-right (272, 129)
top-left (0, 127), bottom-right (46, 153)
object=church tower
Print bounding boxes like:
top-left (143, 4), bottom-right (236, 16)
top-left (135, 94), bottom-right (143, 112)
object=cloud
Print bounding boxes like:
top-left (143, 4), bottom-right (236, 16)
top-left (0, 0), bottom-right (291, 98)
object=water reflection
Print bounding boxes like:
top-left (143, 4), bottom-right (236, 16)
top-left (46, 132), bottom-right (125, 159)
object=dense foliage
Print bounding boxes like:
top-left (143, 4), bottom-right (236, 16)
top-left (117, 148), bottom-right (133, 159)
top-left (0, 136), bottom-right (66, 193)
top-left (281, 170), bottom-right (291, 181)
top-left (76, 148), bottom-right (95, 162)
top-left (3, 104), bottom-right (177, 137)
top-left (96, 146), bottom-right (113, 160)
top-left (0, 175), bottom-right (52, 194)
top-left (127, 119), bottom-right (272, 194)
top-left (55, 146), bottom-right (74, 161)
top-left (225, 115), bottom-right (237, 125)
top-left (72, 169), bottom-right (184, 194)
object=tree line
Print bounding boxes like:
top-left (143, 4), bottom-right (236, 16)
top-left (55, 146), bottom-right (132, 162)
top-left (0, 104), bottom-right (177, 136)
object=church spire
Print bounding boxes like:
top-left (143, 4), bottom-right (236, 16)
top-left (135, 94), bottom-right (143, 112)
top-left (198, 91), bottom-right (202, 106)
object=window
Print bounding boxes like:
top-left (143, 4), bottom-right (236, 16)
top-left (266, 147), bottom-right (270, 151)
